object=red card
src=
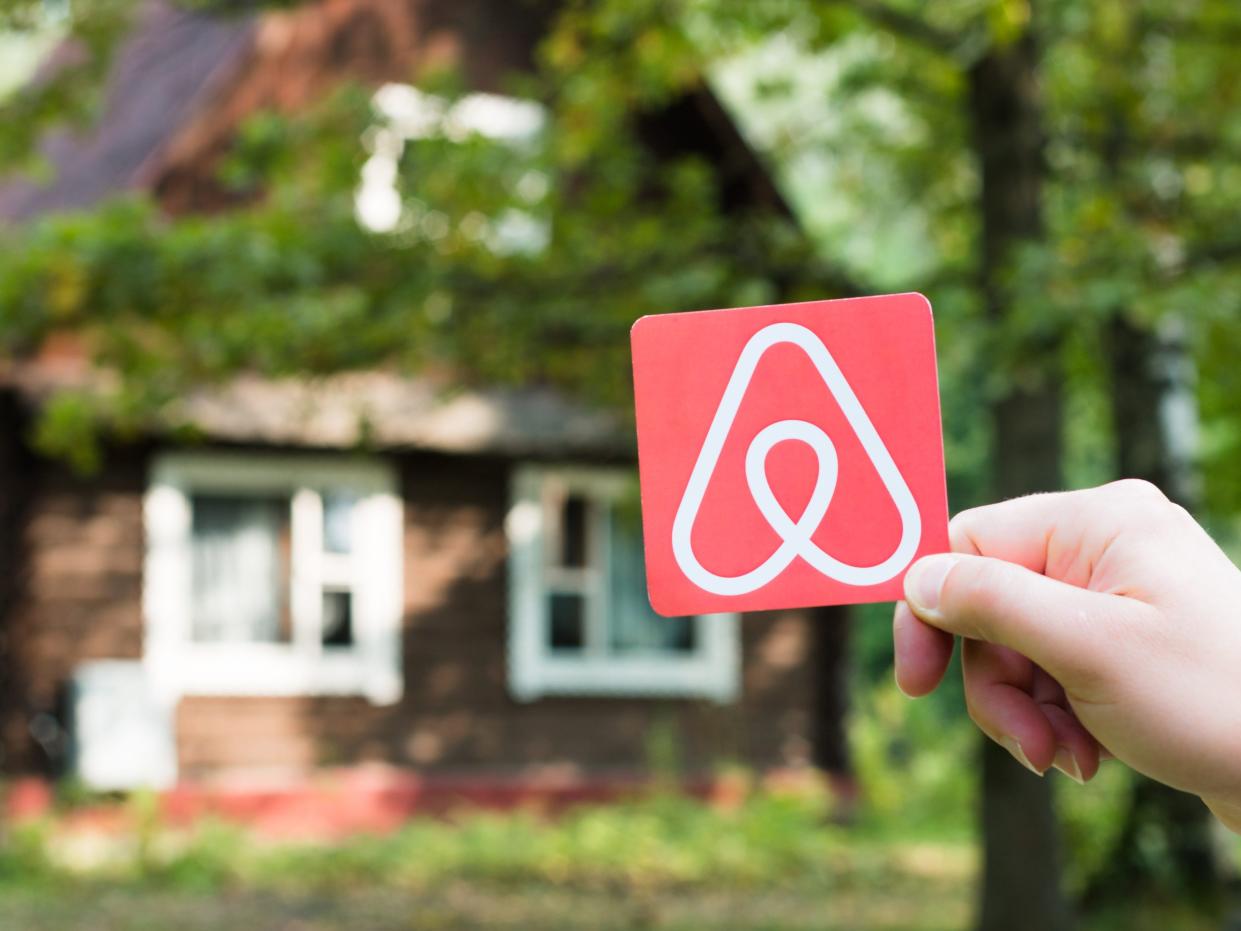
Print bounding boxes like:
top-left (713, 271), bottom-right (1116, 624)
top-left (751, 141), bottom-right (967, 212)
top-left (631, 293), bottom-right (949, 617)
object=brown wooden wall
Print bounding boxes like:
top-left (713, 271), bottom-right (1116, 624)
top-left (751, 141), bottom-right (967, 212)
top-left (1, 441), bottom-right (826, 782)
top-left (0, 393), bottom-right (35, 772)
top-left (0, 420), bottom-right (149, 774)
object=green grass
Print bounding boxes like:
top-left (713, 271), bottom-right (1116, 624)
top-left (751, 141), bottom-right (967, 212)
top-left (0, 679), bottom-right (1228, 929)
top-left (0, 792), bottom-right (977, 931)
top-left (0, 881), bottom-right (972, 931)
top-left (1, 788), bottom-right (965, 890)
top-left (0, 787), bottom-right (1223, 931)
top-left (0, 787), bottom-right (974, 930)
top-left (0, 879), bottom-right (1222, 931)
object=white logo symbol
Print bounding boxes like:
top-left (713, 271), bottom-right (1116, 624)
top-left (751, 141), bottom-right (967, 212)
top-left (671, 322), bottom-right (921, 596)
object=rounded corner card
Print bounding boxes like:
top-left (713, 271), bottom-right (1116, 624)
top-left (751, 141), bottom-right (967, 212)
top-left (630, 293), bottom-right (950, 616)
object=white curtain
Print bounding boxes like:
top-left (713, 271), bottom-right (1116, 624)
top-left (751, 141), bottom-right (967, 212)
top-left (607, 512), bottom-right (693, 654)
top-left (190, 496), bottom-right (283, 643)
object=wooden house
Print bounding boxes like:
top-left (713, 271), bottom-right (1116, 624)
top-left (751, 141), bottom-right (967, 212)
top-left (0, 0), bottom-right (849, 820)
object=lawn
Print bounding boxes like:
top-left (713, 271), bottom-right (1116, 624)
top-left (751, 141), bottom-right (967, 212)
top-left (0, 786), bottom-right (1222, 931)
top-left (0, 787), bottom-right (967, 929)
top-left (0, 824), bottom-right (974, 930)
top-left (0, 872), bottom-right (972, 931)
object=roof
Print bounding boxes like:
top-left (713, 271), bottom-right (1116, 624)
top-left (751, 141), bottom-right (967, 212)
top-left (2, 361), bottom-right (632, 458)
top-left (0, 1), bottom-right (256, 221)
top-left (176, 372), bottom-right (632, 457)
top-left (0, 0), bottom-right (788, 220)
top-left (0, 0), bottom-right (787, 460)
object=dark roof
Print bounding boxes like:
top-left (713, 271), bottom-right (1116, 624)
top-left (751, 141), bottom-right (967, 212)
top-left (0, 0), bottom-right (785, 460)
top-left (0, 1), bottom-right (255, 222)
top-left (0, 0), bottom-right (790, 222)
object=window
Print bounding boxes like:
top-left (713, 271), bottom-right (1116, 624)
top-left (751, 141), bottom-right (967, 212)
top-left (143, 454), bottom-right (403, 704)
top-left (506, 466), bottom-right (739, 701)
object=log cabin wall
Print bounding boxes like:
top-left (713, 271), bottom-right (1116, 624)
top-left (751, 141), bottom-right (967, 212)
top-left (0, 438), bottom-right (821, 783)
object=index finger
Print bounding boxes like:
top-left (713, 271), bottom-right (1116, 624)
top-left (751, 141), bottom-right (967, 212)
top-left (949, 480), bottom-right (1171, 588)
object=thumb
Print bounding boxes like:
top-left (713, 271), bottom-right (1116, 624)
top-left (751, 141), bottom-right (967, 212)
top-left (903, 553), bottom-right (1142, 688)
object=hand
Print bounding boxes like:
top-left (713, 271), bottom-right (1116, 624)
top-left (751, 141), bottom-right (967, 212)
top-left (894, 479), bottom-right (1241, 830)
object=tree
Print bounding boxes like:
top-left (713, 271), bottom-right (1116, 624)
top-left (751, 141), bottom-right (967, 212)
top-left (1052, 3), bottom-right (1241, 906)
top-left (725, 3), bottom-right (1075, 926)
top-left (0, 7), bottom-right (1103, 931)
top-left (966, 20), bottom-right (1074, 929)
top-left (7, 0), bottom-right (1241, 923)
top-left (723, 0), bottom-right (1241, 922)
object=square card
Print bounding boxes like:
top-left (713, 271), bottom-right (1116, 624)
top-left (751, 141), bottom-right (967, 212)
top-left (630, 293), bottom-right (950, 617)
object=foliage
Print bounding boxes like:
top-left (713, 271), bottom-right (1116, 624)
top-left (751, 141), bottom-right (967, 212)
top-left (848, 629), bottom-right (1162, 898)
top-left (0, 674), bottom-right (1143, 902)
top-left (849, 673), bottom-right (975, 841)
top-left (0, 0), bottom-right (132, 176)
top-left (1057, 761), bottom-right (1136, 896)
top-left (0, 676), bottom-right (953, 895)
top-left (2, 805), bottom-right (951, 929)
top-left (0, 6), bottom-right (844, 467)
top-left (0, 789), bottom-right (902, 891)
top-left (0, 781), bottom-right (1221, 930)
top-left (5, 0), bottom-right (1241, 914)
top-left (7, 0), bottom-right (1241, 503)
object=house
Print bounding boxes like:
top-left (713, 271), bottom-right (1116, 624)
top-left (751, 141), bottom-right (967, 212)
top-left (0, 0), bottom-right (850, 819)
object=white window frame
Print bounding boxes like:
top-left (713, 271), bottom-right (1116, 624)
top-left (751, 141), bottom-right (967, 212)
top-left (506, 464), bottom-right (739, 702)
top-left (143, 452), bottom-right (403, 705)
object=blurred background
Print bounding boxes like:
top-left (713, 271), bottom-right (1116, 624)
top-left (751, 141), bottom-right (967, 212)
top-left (1, 1), bottom-right (1241, 929)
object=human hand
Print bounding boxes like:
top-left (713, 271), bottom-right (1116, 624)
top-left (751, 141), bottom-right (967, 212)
top-left (894, 479), bottom-right (1241, 830)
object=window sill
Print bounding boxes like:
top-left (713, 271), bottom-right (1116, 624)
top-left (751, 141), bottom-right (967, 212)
top-left (509, 655), bottom-right (738, 703)
top-left (145, 645), bottom-right (402, 705)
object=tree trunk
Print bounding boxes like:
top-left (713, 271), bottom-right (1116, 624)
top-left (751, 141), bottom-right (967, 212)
top-left (977, 385), bottom-right (1073, 931)
top-left (1084, 314), bottom-right (1223, 907)
top-left (0, 390), bottom-right (34, 847)
top-left (1108, 314), bottom-right (1198, 505)
top-left (967, 22), bottom-right (1074, 931)
top-left (810, 606), bottom-right (852, 808)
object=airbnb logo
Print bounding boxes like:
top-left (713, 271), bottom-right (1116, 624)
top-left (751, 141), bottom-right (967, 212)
top-left (671, 323), bottom-right (922, 596)
top-left (632, 294), bottom-right (949, 616)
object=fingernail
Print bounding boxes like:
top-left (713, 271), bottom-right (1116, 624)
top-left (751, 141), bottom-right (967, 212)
top-left (1053, 747), bottom-right (1086, 785)
top-left (893, 665), bottom-right (915, 700)
top-left (892, 605), bottom-right (916, 699)
top-left (1001, 736), bottom-right (1044, 777)
top-left (904, 554), bottom-right (960, 616)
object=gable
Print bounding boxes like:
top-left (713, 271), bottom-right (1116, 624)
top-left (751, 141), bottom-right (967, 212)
top-left (1, 0), bottom-right (784, 221)
top-left (0, 2), bottom-right (256, 221)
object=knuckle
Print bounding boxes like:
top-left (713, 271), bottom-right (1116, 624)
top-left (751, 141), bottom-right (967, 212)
top-left (1105, 478), bottom-right (1168, 506)
top-left (1166, 502), bottom-right (1197, 528)
top-left (946, 509), bottom-right (981, 554)
top-left (1096, 480), bottom-right (1182, 537)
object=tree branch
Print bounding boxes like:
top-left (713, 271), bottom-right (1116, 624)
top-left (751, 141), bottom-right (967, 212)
top-left (1182, 237), bottom-right (1241, 272)
top-left (1137, 13), bottom-right (1241, 45)
top-left (828, 0), bottom-right (960, 57)
top-left (1054, 128), bottom-right (1241, 166)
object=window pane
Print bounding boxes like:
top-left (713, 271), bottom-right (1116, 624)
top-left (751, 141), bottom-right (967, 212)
top-left (322, 590), bottom-right (354, 647)
top-left (559, 494), bottom-right (589, 568)
top-left (190, 495), bottom-right (287, 643)
top-left (547, 592), bottom-right (585, 651)
top-left (323, 491), bottom-right (357, 555)
top-left (607, 511), bottom-right (695, 654)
